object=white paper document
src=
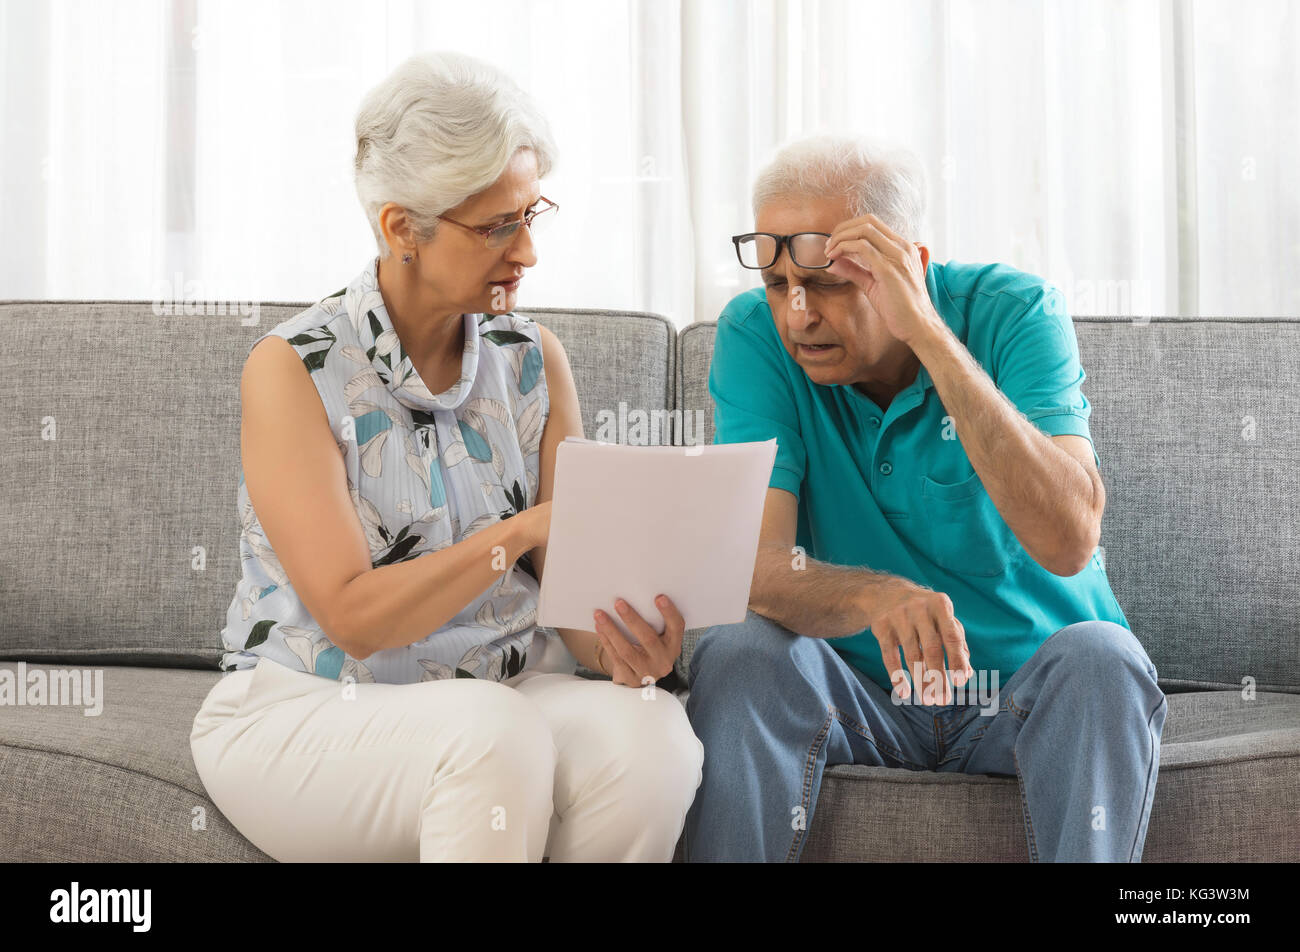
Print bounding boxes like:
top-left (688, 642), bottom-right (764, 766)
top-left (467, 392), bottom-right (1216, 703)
top-left (536, 437), bottom-right (778, 639)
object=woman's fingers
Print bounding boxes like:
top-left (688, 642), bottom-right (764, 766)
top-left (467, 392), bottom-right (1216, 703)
top-left (654, 594), bottom-right (686, 655)
top-left (594, 609), bottom-right (649, 679)
top-left (612, 597), bottom-right (671, 672)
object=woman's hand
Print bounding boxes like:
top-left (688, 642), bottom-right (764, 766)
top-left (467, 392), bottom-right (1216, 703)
top-left (592, 595), bottom-right (685, 688)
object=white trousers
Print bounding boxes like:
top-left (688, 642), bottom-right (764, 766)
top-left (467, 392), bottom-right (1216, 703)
top-left (190, 657), bottom-right (704, 862)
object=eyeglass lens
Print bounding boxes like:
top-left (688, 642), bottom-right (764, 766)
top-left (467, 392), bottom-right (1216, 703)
top-left (487, 203), bottom-right (555, 248)
top-left (735, 233), bottom-right (830, 269)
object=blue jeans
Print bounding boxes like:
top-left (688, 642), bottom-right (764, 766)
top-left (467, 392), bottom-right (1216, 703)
top-left (682, 611), bottom-right (1167, 862)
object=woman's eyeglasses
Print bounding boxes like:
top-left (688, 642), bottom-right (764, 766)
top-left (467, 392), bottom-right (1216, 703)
top-left (731, 231), bottom-right (833, 270)
top-left (440, 196), bottom-right (559, 249)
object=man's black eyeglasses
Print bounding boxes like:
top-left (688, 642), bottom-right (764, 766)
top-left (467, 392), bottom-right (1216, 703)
top-left (731, 231), bottom-right (833, 270)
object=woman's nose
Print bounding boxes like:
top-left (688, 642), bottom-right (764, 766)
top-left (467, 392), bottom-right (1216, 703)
top-left (505, 223), bottom-right (538, 267)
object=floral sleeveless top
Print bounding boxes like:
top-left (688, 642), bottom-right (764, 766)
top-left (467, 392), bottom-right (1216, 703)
top-left (219, 256), bottom-right (554, 684)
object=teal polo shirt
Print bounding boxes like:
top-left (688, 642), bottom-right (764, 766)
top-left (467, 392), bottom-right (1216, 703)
top-left (709, 259), bottom-right (1130, 695)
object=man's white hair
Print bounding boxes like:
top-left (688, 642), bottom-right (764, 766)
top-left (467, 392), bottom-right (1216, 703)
top-left (751, 135), bottom-right (927, 241)
top-left (354, 51), bottom-right (558, 259)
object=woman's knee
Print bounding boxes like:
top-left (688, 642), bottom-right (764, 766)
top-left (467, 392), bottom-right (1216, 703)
top-left (437, 679), bottom-right (558, 779)
top-left (590, 687), bottom-right (703, 808)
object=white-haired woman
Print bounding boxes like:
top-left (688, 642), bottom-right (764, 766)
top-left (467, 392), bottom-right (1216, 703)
top-left (190, 51), bottom-right (703, 862)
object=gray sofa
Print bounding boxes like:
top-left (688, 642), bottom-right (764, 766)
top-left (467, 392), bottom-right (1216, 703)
top-left (1, 299), bottom-right (1297, 862)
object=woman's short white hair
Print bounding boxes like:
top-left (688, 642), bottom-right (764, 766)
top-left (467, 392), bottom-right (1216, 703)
top-left (752, 135), bottom-right (927, 241)
top-left (354, 51), bottom-right (558, 259)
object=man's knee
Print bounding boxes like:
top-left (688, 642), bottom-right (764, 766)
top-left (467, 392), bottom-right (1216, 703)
top-left (689, 609), bottom-right (805, 683)
top-left (1041, 620), bottom-right (1158, 683)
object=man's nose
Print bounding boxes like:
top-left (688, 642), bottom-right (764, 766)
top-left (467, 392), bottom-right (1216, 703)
top-left (786, 290), bottom-right (815, 330)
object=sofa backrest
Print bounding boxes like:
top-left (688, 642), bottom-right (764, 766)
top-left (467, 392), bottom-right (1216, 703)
top-left (680, 316), bottom-right (1300, 694)
top-left (2, 300), bottom-right (1296, 694)
top-left (0, 301), bottom-right (674, 670)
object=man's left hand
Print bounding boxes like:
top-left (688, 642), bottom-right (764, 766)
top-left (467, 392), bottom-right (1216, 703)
top-left (824, 213), bottom-right (945, 348)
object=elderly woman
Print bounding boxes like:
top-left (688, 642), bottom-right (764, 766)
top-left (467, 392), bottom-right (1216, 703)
top-left (189, 51), bottom-right (703, 862)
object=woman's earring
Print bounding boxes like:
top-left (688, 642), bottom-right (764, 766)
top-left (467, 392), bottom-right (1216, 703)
top-left (402, 253), bottom-right (413, 264)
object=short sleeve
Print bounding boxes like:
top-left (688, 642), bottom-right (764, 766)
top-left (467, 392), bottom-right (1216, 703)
top-left (990, 286), bottom-right (1101, 469)
top-left (708, 295), bottom-right (807, 497)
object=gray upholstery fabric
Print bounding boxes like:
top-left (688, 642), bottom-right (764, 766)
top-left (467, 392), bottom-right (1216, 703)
top-left (1, 299), bottom-right (1296, 863)
top-left (679, 317), bottom-right (1300, 695)
top-left (0, 664), bottom-right (273, 861)
top-left (522, 306), bottom-right (677, 445)
top-left (1076, 318), bottom-right (1300, 694)
top-left (0, 302), bottom-right (304, 669)
top-left (0, 302), bottom-right (674, 670)
top-left (803, 688), bottom-right (1300, 862)
top-left (2, 663), bottom-right (1293, 861)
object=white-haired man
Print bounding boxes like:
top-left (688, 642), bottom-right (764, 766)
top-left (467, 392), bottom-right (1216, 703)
top-left (683, 136), bottom-right (1167, 863)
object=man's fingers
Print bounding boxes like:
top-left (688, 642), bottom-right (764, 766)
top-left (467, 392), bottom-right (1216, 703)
top-left (862, 212), bottom-right (908, 248)
top-left (938, 611), bottom-right (971, 686)
top-left (877, 629), bottom-right (909, 699)
top-left (914, 612), bottom-right (950, 706)
top-left (825, 237), bottom-right (885, 273)
top-left (823, 215), bottom-right (874, 248)
top-left (928, 596), bottom-right (970, 686)
top-left (898, 629), bottom-right (925, 702)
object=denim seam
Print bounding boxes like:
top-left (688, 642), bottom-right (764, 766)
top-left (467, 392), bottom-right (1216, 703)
top-left (941, 722), bottom-right (989, 767)
top-left (935, 706), bottom-right (972, 744)
top-left (787, 705), bottom-right (929, 862)
top-left (832, 707), bottom-right (928, 770)
top-left (1013, 746), bottom-right (1040, 862)
top-left (1006, 691), bottom-right (1030, 720)
top-left (1127, 692), bottom-right (1168, 863)
top-left (788, 709), bottom-right (836, 862)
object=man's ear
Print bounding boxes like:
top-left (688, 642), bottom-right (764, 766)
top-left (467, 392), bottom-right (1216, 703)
top-left (914, 242), bottom-right (930, 270)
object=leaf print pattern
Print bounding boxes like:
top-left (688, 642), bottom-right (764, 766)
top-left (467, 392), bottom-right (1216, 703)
top-left (218, 256), bottom-right (551, 685)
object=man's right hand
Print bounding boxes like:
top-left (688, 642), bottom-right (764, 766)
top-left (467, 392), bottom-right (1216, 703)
top-left (866, 578), bottom-right (972, 704)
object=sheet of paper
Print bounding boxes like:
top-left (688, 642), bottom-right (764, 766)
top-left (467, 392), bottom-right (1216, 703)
top-left (537, 437), bottom-right (778, 640)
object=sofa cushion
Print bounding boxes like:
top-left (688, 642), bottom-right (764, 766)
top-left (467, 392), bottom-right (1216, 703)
top-left (0, 302), bottom-right (675, 670)
top-left (678, 317), bottom-right (1300, 694)
top-left (0, 663), bottom-right (272, 860)
top-left (801, 687), bottom-right (1300, 861)
top-left (2, 664), bottom-right (1293, 861)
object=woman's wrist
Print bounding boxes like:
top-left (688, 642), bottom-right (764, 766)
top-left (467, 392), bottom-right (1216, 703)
top-left (509, 506), bottom-right (541, 552)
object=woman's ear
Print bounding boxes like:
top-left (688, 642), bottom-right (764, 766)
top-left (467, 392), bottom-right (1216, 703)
top-left (378, 202), bottom-right (415, 258)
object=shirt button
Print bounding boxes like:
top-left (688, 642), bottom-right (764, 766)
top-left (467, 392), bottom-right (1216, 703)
top-left (868, 418), bottom-right (880, 428)
top-left (880, 462), bottom-right (893, 475)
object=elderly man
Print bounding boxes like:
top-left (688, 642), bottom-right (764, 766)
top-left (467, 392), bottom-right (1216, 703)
top-left (683, 135), bottom-right (1167, 863)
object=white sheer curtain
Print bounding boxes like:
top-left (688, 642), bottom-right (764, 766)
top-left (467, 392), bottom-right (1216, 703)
top-left (1, 0), bottom-right (1297, 323)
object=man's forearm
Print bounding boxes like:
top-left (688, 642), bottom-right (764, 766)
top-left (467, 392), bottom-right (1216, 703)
top-left (748, 540), bottom-right (909, 638)
top-left (910, 321), bottom-right (1096, 572)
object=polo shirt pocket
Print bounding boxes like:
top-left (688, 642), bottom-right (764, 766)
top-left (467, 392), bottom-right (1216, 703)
top-left (919, 472), bottom-right (1029, 577)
